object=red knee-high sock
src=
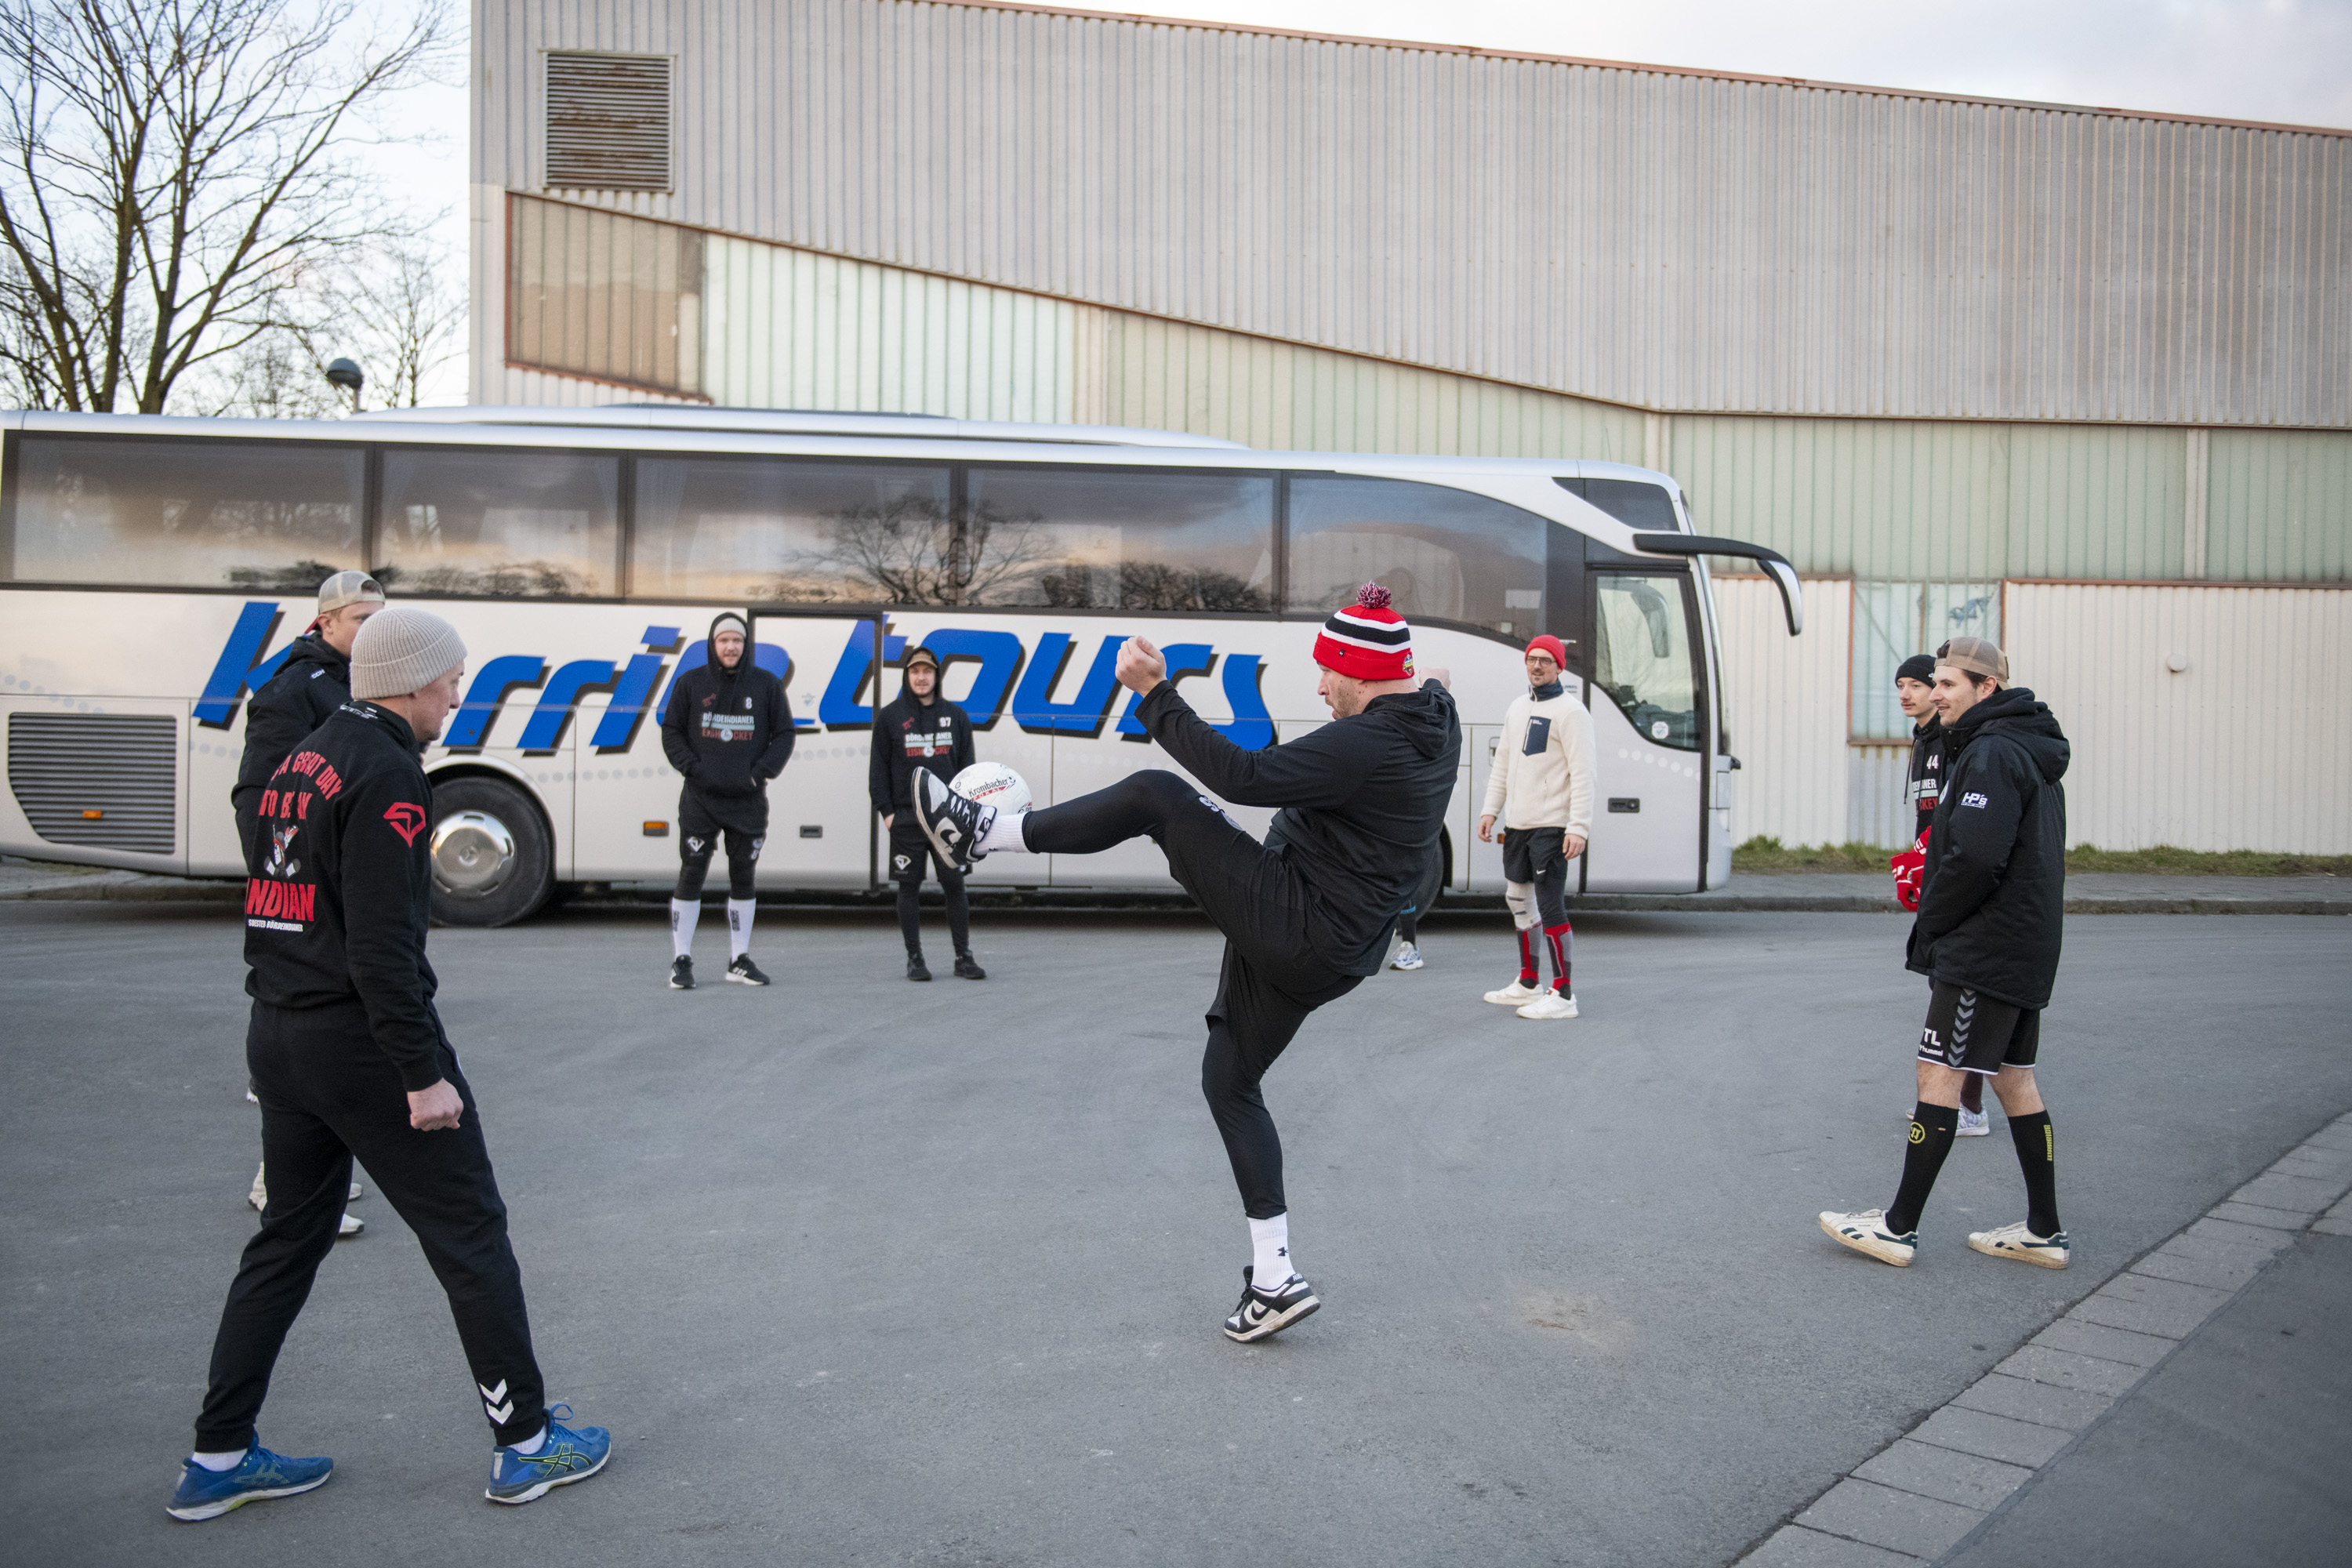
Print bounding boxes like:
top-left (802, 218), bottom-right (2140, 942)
top-left (1543, 921), bottom-right (1573, 993)
top-left (1516, 927), bottom-right (1537, 983)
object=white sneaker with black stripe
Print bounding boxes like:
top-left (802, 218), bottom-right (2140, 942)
top-left (1969, 1220), bottom-right (2070, 1269)
top-left (1222, 1265), bottom-right (1319, 1343)
top-left (1819, 1207), bottom-right (1917, 1267)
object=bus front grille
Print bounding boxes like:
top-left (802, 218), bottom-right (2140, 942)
top-left (7, 713), bottom-right (179, 855)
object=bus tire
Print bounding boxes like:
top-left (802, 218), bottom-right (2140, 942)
top-left (425, 775), bottom-right (554, 928)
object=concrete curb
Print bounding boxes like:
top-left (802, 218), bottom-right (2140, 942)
top-left (1733, 1111), bottom-right (2352, 1566)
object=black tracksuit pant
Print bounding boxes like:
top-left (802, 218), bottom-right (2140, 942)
top-left (195, 1000), bottom-right (546, 1451)
top-left (1023, 770), bottom-right (1361, 1220)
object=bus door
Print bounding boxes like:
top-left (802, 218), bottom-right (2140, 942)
top-left (746, 611), bottom-right (887, 888)
top-left (1581, 568), bottom-right (1707, 892)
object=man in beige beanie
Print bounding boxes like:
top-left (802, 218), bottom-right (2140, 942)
top-left (173, 608), bottom-right (611, 1520)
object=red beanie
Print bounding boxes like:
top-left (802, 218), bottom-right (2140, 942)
top-left (1525, 634), bottom-right (1568, 669)
top-left (1313, 583), bottom-right (1414, 681)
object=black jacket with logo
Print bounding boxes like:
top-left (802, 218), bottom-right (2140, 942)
top-left (868, 682), bottom-right (978, 815)
top-left (231, 631), bottom-right (351, 813)
top-left (1138, 677), bottom-right (1462, 977)
top-left (242, 700), bottom-right (448, 1091)
top-left (661, 617), bottom-right (797, 821)
top-left (1906, 687), bottom-right (2071, 1010)
top-left (1906, 713), bottom-right (1946, 840)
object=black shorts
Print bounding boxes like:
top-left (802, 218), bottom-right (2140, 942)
top-left (1917, 980), bottom-right (2041, 1076)
top-left (1501, 826), bottom-right (1567, 884)
top-left (887, 818), bottom-right (962, 884)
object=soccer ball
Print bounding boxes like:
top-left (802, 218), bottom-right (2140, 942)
top-left (949, 760), bottom-right (1032, 815)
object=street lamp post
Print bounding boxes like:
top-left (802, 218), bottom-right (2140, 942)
top-left (325, 358), bottom-right (365, 414)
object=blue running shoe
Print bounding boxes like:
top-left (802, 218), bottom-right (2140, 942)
top-left (485, 1406), bottom-right (611, 1504)
top-left (166, 1441), bottom-right (332, 1521)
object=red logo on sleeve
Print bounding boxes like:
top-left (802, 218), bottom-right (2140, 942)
top-left (383, 801), bottom-right (429, 844)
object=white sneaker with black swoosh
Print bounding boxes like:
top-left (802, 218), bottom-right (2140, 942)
top-left (913, 771), bottom-right (994, 871)
top-left (1222, 1266), bottom-right (1319, 1343)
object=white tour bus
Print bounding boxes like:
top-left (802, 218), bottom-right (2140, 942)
top-left (0, 407), bottom-right (1802, 925)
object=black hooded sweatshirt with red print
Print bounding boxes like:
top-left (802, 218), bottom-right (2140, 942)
top-left (661, 612), bottom-right (797, 808)
top-left (241, 699), bottom-right (449, 1091)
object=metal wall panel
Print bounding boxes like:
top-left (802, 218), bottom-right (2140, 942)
top-left (475, 0), bottom-right (2352, 427)
top-left (2007, 583), bottom-right (2351, 851)
top-left (1847, 744), bottom-right (1911, 851)
top-left (2206, 430), bottom-right (2352, 581)
top-left (1714, 575), bottom-right (1851, 848)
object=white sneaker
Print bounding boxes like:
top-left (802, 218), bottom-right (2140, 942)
top-left (1517, 991), bottom-right (1579, 1020)
top-left (1390, 944), bottom-right (1425, 971)
top-left (347, 1181), bottom-right (364, 1201)
top-left (336, 1212), bottom-right (363, 1239)
top-left (1968, 1220), bottom-right (2070, 1269)
top-left (1483, 978), bottom-right (1545, 1005)
top-left (1956, 1107), bottom-right (1991, 1137)
top-left (1820, 1207), bottom-right (1916, 1267)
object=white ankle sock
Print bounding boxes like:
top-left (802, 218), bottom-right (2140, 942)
top-left (977, 807), bottom-right (1029, 855)
top-left (726, 898), bottom-right (755, 959)
top-left (190, 1447), bottom-right (246, 1472)
top-left (1249, 1214), bottom-right (1294, 1288)
top-left (670, 898), bottom-right (700, 958)
top-left (508, 1424), bottom-right (547, 1455)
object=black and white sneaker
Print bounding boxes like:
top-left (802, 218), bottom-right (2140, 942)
top-left (913, 771), bottom-right (993, 871)
top-left (670, 956), bottom-right (695, 991)
top-left (1222, 1265), bottom-right (1320, 1343)
top-left (726, 954), bottom-right (770, 986)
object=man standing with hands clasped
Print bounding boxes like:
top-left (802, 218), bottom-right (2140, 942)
top-left (662, 612), bottom-right (796, 989)
top-left (1822, 636), bottom-right (2073, 1270)
top-left (171, 608), bottom-right (608, 1521)
top-left (1478, 635), bottom-right (1595, 1020)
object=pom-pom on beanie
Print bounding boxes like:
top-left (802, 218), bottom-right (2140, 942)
top-left (349, 607), bottom-right (468, 700)
top-left (1312, 583), bottom-right (1414, 681)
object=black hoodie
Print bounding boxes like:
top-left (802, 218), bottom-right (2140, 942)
top-left (1907, 686), bottom-right (2071, 1009)
top-left (869, 676), bottom-right (976, 815)
top-left (661, 613), bottom-right (796, 804)
top-left (231, 630), bottom-right (352, 812)
top-left (1906, 712), bottom-right (1946, 841)
top-left (1137, 676), bottom-right (1462, 977)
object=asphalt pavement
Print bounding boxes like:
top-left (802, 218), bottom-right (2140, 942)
top-left (2, 904), bottom-right (2348, 1566)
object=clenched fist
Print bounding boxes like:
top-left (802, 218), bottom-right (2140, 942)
top-left (1115, 636), bottom-right (1168, 696)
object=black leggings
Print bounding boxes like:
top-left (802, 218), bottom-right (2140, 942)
top-left (1027, 770), bottom-right (1359, 1218)
top-left (199, 1001), bottom-right (545, 1451)
top-left (895, 877), bottom-right (971, 955)
top-left (676, 826), bottom-right (760, 900)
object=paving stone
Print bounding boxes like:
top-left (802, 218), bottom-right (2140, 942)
top-left (2314, 1213), bottom-right (2352, 1237)
top-left (1992, 1345), bottom-right (2151, 1397)
top-left (1740, 1524), bottom-right (1926, 1566)
top-left (1907, 1405), bottom-right (2075, 1468)
top-left (2072, 1272), bottom-right (2232, 1338)
top-left (2271, 1150), bottom-right (2352, 1183)
top-left (1855, 1438), bottom-right (2037, 1511)
top-left (1795, 1479), bottom-right (1983, 1560)
top-left (2208, 1200), bottom-right (2310, 1231)
top-left (2030, 1316), bottom-right (2179, 1369)
top-left (2230, 1171), bottom-right (2345, 1214)
top-left (2130, 1243), bottom-right (2270, 1293)
top-left (2305, 1124), bottom-right (2352, 1151)
top-left (1952, 1371), bottom-right (2117, 1432)
top-left (2183, 1215), bottom-right (2297, 1253)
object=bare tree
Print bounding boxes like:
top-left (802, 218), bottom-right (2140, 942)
top-left (325, 234), bottom-right (466, 409)
top-left (0, 0), bottom-right (450, 415)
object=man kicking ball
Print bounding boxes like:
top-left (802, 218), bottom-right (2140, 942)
top-left (913, 585), bottom-right (1461, 1342)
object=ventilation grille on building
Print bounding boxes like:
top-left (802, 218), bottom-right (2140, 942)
top-left (7, 713), bottom-right (178, 855)
top-left (545, 52), bottom-right (672, 192)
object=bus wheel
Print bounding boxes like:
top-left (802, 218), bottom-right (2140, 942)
top-left (426, 777), bottom-right (553, 927)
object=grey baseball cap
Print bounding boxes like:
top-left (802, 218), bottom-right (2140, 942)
top-left (1936, 635), bottom-right (2009, 684)
top-left (316, 570), bottom-right (387, 615)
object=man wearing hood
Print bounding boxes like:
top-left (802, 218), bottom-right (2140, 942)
top-left (1824, 637), bottom-right (2073, 1272)
top-left (868, 644), bottom-right (983, 982)
top-left (659, 612), bottom-right (796, 989)
top-left (232, 572), bottom-right (387, 860)
top-left (912, 585), bottom-right (1461, 1343)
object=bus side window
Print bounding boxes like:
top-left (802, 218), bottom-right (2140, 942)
top-left (376, 448), bottom-right (620, 598)
top-left (633, 456), bottom-right (953, 603)
top-left (6, 436), bottom-right (364, 590)
top-left (1284, 475), bottom-right (1548, 638)
top-left (1574, 478), bottom-right (1682, 534)
top-left (1592, 572), bottom-right (1700, 750)
top-left (960, 467), bottom-right (1275, 612)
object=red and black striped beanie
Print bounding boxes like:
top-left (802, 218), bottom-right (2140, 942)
top-left (1312, 583), bottom-right (1414, 681)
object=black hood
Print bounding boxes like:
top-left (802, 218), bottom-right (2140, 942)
top-left (1359, 679), bottom-right (1461, 761)
top-left (281, 629), bottom-right (349, 680)
top-left (1950, 685), bottom-right (2068, 784)
top-left (704, 612), bottom-right (750, 686)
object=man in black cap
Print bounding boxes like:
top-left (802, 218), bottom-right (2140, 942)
top-left (660, 613), bottom-right (796, 989)
top-left (1890, 652), bottom-right (1987, 1136)
top-left (869, 645), bottom-right (983, 982)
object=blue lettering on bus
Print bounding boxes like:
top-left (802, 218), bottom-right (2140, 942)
top-left (442, 655), bottom-right (550, 751)
top-left (194, 602), bottom-right (292, 727)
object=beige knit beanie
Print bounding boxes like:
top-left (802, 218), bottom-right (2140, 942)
top-left (350, 608), bottom-right (467, 700)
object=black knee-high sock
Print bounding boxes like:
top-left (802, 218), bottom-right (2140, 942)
top-left (895, 881), bottom-right (923, 953)
top-left (943, 877), bottom-right (971, 956)
top-left (1886, 1103), bottom-right (1959, 1236)
top-left (2008, 1111), bottom-right (2060, 1236)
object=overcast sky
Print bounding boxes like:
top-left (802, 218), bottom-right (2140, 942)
top-left (383, 0), bottom-right (2348, 404)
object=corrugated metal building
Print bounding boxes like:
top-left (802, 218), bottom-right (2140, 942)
top-left (470, 0), bottom-right (2352, 851)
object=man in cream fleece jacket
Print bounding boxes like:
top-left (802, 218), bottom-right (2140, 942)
top-left (1477, 635), bottom-right (1595, 1019)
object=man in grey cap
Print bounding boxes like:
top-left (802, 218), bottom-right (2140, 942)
top-left (173, 608), bottom-right (610, 1520)
top-left (230, 569), bottom-right (385, 1236)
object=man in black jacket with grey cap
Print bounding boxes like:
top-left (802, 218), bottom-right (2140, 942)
top-left (1822, 635), bottom-right (2074, 1272)
top-left (172, 608), bottom-right (608, 1522)
top-left (231, 570), bottom-right (387, 862)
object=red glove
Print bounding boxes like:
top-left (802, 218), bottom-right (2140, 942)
top-left (1890, 830), bottom-right (1928, 912)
